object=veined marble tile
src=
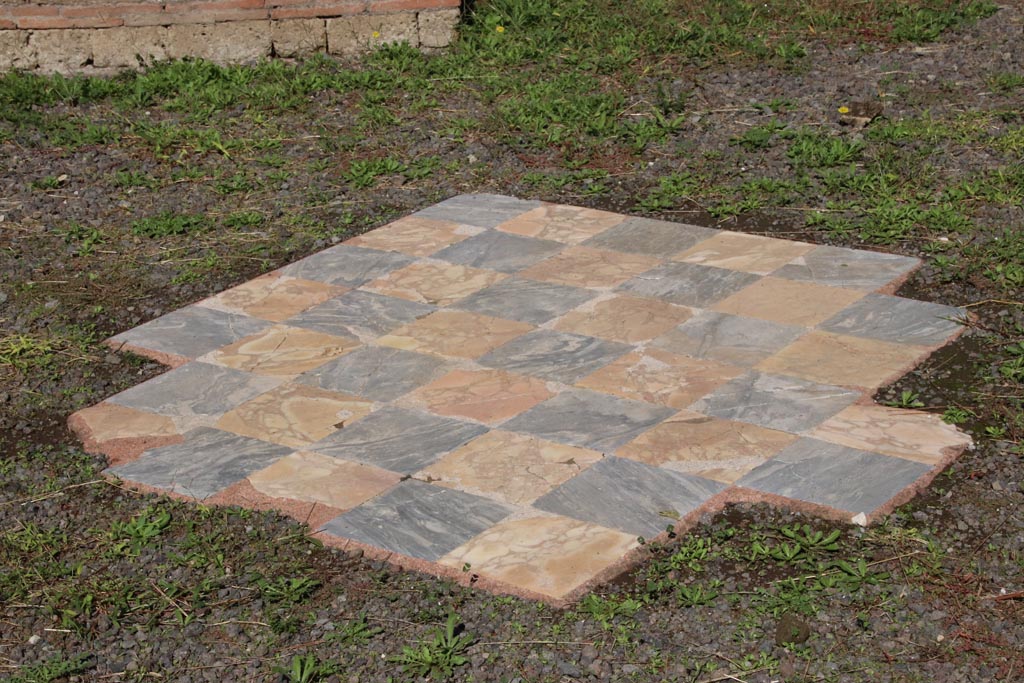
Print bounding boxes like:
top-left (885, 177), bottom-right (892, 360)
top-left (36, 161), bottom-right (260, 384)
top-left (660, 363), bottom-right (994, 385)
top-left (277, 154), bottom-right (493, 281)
top-left (377, 310), bottom-right (534, 360)
top-left (248, 451), bottom-right (401, 510)
top-left (412, 194), bottom-right (542, 228)
top-left (711, 277), bottom-right (865, 327)
top-left (675, 231), bottom-right (813, 274)
top-left (297, 346), bottom-right (446, 402)
top-left (819, 294), bottom-right (966, 346)
top-left (203, 325), bottom-right (358, 377)
top-left (408, 369), bottom-right (553, 424)
top-left (70, 403), bottom-right (179, 444)
top-left (651, 311), bottom-right (805, 367)
top-left (364, 261), bottom-right (507, 306)
top-left (454, 278), bottom-right (596, 325)
top-left (345, 216), bottom-right (479, 257)
top-left (434, 230), bottom-right (564, 273)
top-left (554, 295), bottom-right (693, 344)
top-left (518, 246), bottom-right (661, 288)
top-left (108, 305), bottom-right (271, 361)
top-left (478, 330), bottom-right (631, 384)
top-left (771, 245), bottom-right (920, 291)
top-left (285, 290), bottom-right (434, 343)
top-left (496, 204), bottom-right (625, 244)
top-left (619, 261), bottom-right (759, 308)
top-left (280, 244), bottom-right (414, 287)
top-left (198, 273), bottom-right (346, 322)
top-left (583, 217), bottom-right (717, 256)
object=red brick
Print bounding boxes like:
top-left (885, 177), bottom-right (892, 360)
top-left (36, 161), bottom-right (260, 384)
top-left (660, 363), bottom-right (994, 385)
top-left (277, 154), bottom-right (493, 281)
top-left (116, 4), bottom-right (173, 27)
top-left (160, 7), bottom-right (270, 24)
top-left (270, 3), bottom-right (364, 19)
top-left (369, 0), bottom-right (458, 11)
top-left (176, 0), bottom-right (267, 12)
top-left (0, 19), bottom-right (16, 29)
top-left (10, 5), bottom-right (60, 18)
top-left (18, 16), bottom-right (77, 29)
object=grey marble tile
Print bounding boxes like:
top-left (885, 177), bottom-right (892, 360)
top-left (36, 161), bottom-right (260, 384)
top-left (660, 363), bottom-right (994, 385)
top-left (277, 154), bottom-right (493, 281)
top-left (412, 194), bottom-right (542, 228)
top-left (689, 371), bottom-right (860, 433)
top-left (618, 261), bottom-right (760, 308)
top-left (297, 346), bottom-right (445, 402)
top-left (285, 290), bottom-right (434, 342)
top-left (280, 244), bottom-right (413, 287)
top-left (454, 278), bottom-right (596, 324)
top-left (433, 230), bottom-right (564, 273)
top-left (533, 456), bottom-right (726, 537)
top-left (652, 311), bottom-right (806, 367)
top-left (582, 217), bottom-right (717, 256)
top-left (108, 427), bottom-right (292, 499)
top-left (321, 479), bottom-right (514, 561)
top-left (819, 294), bottom-right (966, 346)
top-left (771, 245), bottom-right (920, 291)
top-left (107, 362), bottom-right (282, 420)
top-left (501, 388), bottom-right (676, 452)
top-left (109, 305), bottom-right (271, 360)
top-left (737, 437), bottom-right (930, 514)
top-left (478, 330), bottom-right (631, 384)
top-left (312, 406), bottom-right (489, 474)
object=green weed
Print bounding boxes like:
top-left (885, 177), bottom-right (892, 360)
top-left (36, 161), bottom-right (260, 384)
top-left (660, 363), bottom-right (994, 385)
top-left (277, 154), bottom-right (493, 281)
top-left (274, 653), bottom-right (339, 683)
top-left (390, 612), bottom-right (474, 679)
top-left (109, 507), bottom-right (172, 557)
top-left (131, 211), bottom-right (210, 238)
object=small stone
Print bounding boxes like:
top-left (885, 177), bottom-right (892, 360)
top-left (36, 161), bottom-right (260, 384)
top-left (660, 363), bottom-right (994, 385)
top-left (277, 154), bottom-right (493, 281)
top-left (775, 613), bottom-right (811, 645)
top-left (27, 634), bottom-right (41, 645)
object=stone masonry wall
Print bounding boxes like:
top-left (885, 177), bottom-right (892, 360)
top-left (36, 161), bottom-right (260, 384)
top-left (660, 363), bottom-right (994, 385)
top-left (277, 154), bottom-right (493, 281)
top-left (0, 0), bottom-right (461, 73)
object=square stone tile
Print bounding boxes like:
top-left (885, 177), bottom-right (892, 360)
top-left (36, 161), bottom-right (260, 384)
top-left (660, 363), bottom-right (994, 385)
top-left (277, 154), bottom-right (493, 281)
top-left (454, 278), bottom-right (596, 325)
top-left (412, 194), bottom-right (542, 228)
top-left (737, 437), bottom-right (930, 514)
top-left (70, 402), bottom-right (180, 445)
top-left (501, 388), bottom-right (676, 452)
top-left (418, 430), bottom-right (602, 505)
top-left (440, 515), bottom-right (638, 599)
top-left (407, 369), bottom-right (553, 424)
top-left (711, 277), bottom-right (865, 327)
top-left (107, 362), bottom-right (282, 425)
top-left (756, 331), bottom-right (929, 388)
top-left (280, 244), bottom-right (414, 287)
top-left (772, 245), bottom-right (920, 291)
top-left (311, 406), bottom-right (488, 474)
top-left (619, 262), bottom-right (760, 308)
top-left (377, 310), bottom-right (534, 360)
top-left (297, 346), bottom-right (446, 402)
top-left (198, 273), bottom-right (347, 322)
top-left (108, 305), bottom-right (271, 361)
top-left (203, 325), bottom-right (358, 377)
top-left (216, 383), bottom-right (373, 448)
top-left (533, 456), bottom-right (727, 537)
top-left (554, 295), bottom-right (693, 344)
top-left (674, 232), bottom-right (813, 274)
top-left (363, 261), bottom-right (507, 306)
top-left (248, 451), bottom-right (401, 510)
top-left (285, 290), bottom-right (435, 343)
top-left (434, 230), bottom-right (564, 273)
top-left (577, 349), bottom-right (744, 410)
top-left (689, 371), bottom-right (861, 433)
top-left (108, 427), bottom-right (292, 499)
top-left (651, 311), bottom-right (805, 367)
top-left (321, 479), bottom-right (515, 561)
top-left (583, 217), bottom-right (718, 256)
top-left (479, 330), bottom-right (631, 385)
top-left (818, 294), bottom-right (966, 346)
top-left (518, 246), bottom-right (661, 288)
top-left (345, 216), bottom-right (479, 257)
top-left (615, 410), bottom-right (798, 484)
top-left (496, 204), bottom-right (625, 244)
top-left (810, 404), bottom-right (971, 465)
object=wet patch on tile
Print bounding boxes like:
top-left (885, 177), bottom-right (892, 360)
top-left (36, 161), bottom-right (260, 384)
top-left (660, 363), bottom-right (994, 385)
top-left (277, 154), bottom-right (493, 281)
top-left (297, 346), bottom-right (446, 402)
top-left (711, 277), bottom-right (865, 327)
top-left (364, 261), bottom-right (507, 306)
top-left (108, 306), bottom-right (271, 361)
top-left (408, 369), bottom-right (554, 424)
top-left (772, 245), bottom-right (920, 291)
top-left (285, 290), bottom-right (434, 343)
top-left (818, 294), bottom-right (966, 346)
top-left (497, 204), bottom-right (625, 244)
top-left (378, 310), bottom-right (534, 360)
top-left (554, 295), bottom-right (693, 344)
top-left (248, 451), bottom-right (401, 510)
top-left (345, 216), bottom-right (478, 257)
top-left (651, 311), bottom-right (805, 367)
top-left (280, 244), bottom-right (414, 287)
top-left (203, 325), bottom-right (358, 377)
top-left (583, 217), bottom-right (717, 256)
top-left (479, 330), bottom-right (631, 384)
top-left (199, 273), bottom-right (346, 322)
top-left (620, 262), bottom-right (760, 308)
top-left (518, 246), bottom-right (661, 289)
top-left (434, 230), bottom-right (564, 273)
top-left (454, 278), bottom-right (596, 325)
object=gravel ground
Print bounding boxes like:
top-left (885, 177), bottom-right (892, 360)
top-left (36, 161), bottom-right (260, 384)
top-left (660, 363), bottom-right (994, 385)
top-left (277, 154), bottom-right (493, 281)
top-left (1, 3), bottom-right (1022, 682)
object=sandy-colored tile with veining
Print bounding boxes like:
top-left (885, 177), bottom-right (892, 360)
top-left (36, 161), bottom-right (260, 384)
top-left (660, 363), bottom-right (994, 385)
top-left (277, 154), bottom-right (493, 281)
top-left (345, 216), bottom-right (477, 256)
top-left (496, 204), bottom-right (625, 244)
top-left (378, 311), bottom-right (534, 359)
top-left (675, 232), bottom-right (813, 274)
top-left (205, 325), bottom-right (358, 377)
top-left (249, 451), bottom-right (401, 510)
top-left (217, 383), bottom-right (373, 448)
top-left (441, 515), bottom-right (637, 598)
top-left (756, 331), bottom-right (929, 388)
top-left (616, 410), bottom-right (798, 483)
top-left (811, 404), bottom-right (971, 465)
top-left (408, 369), bottom-right (553, 424)
top-left (71, 402), bottom-right (179, 443)
top-left (712, 277), bottom-right (865, 326)
top-left (364, 261), bottom-right (506, 306)
top-left (199, 273), bottom-right (345, 322)
top-left (518, 246), bottom-right (660, 288)
top-left (577, 348), bottom-right (743, 410)
top-left (554, 295), bottom-right (693, 343)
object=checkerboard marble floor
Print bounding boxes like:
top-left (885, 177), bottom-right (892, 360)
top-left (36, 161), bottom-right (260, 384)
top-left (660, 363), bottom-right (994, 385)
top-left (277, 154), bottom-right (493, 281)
top-left (70, 194), bottom-right (973, 603)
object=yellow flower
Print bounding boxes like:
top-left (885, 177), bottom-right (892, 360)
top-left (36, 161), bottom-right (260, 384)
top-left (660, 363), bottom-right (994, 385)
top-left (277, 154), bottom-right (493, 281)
top-left (496, 25), bottom-right (505, 33)
top-left (837, 106), bottom-right (850, 114)
top-left (372, 31), bottom-right (381, 39)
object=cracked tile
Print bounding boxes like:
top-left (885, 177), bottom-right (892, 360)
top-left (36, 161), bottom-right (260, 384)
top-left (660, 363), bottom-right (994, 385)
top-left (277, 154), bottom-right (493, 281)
top-left (204, 325), bottom-right (358, 377)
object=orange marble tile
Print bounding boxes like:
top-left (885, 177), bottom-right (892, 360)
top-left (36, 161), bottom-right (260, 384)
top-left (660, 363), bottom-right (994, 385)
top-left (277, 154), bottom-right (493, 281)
top-left (346, 216), bottom-right (477, 256)
top-left (616, 410), bottom-right (798, 483)
top-left (419, 430), bottom-right (603, 505)
top-left (577, 348), bottom-right (743, 410)
top-left (248, 450), bottom-right (401, 510)
top-left (553, 295), bottom-right (693, 343)
top-left (496, 204), bottom-right (625, 244)
top-left (711, 277), bottom-right (865, 326)
top-left (199, 273), bottom-right (346, 322)
top-left (216, 383), bottom-right (373, 448)
top-left (674, 232), bottom-right (813, 274)
top-left (377, 310), bottom-right (534, 360)
top-left (71, 402), bottom-right (179, 443)
top-left (205, 325), bottom-right (358, 377)
top-left (756, 331), bottom-right (929, 388)
top-left (408, 369), bottom-right (553, 424)
top-left (518, 246), bottom-right (660, 289)
top-left (811, 404), bottom-right (971, 465)
top-left (441, 515), bottom-right (637, 599)
top-left (364, 261), bottom-right (506, 306)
